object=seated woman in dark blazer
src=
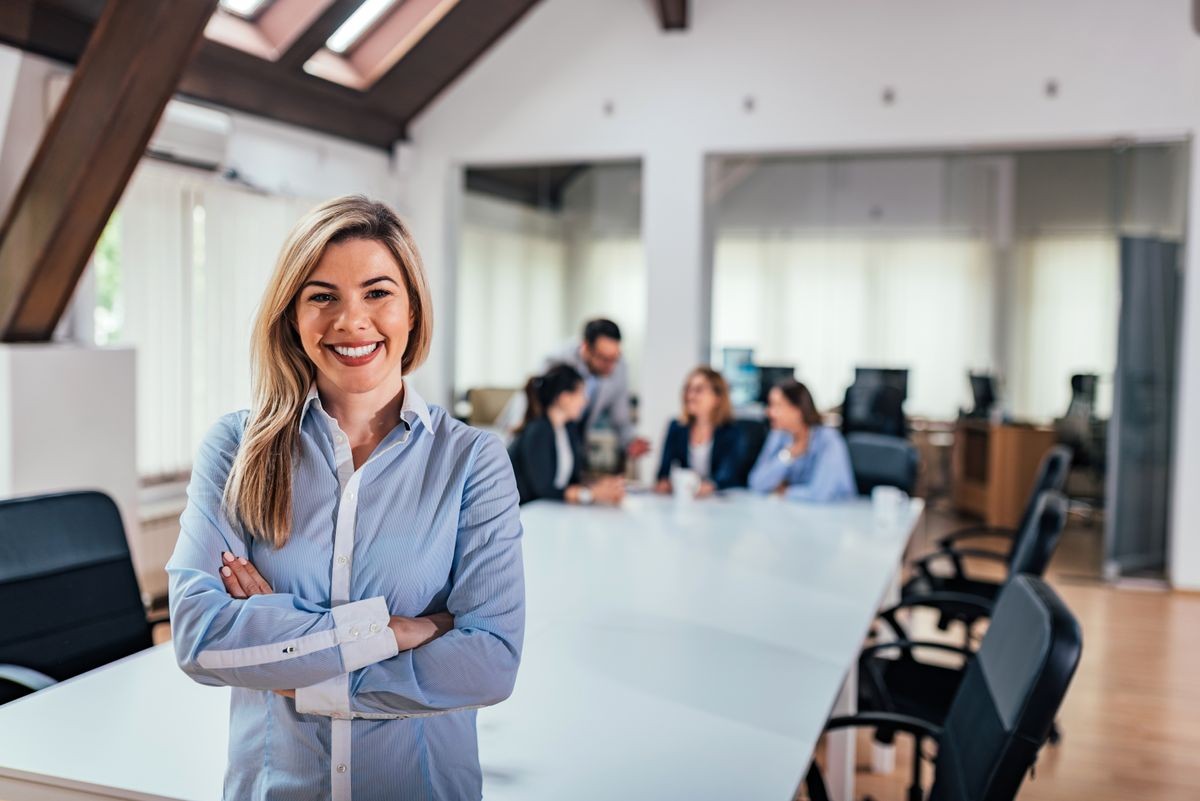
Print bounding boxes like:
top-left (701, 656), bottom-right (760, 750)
top-left (654, 367), bottom-right (746, 497)
top-left (507, 363), bottom-right (625, 506)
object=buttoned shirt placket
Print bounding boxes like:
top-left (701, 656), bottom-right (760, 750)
top-left (316, 402), bottom-right (413, 801)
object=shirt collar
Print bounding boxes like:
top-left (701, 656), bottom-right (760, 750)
top-left (302, 381), bottom-right (434, 437)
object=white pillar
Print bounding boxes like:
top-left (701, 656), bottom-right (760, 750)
top-left (1169, 134), bottom-right (1200, 590)
top-left (639, 146), bottom-right (709, 477)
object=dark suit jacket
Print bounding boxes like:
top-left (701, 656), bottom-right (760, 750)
top-left (655, 420), bottom-right (746, 490)
top-left (507, 417), bottom-right (586, 505)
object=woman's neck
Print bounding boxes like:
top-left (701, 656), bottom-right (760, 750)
top-left (690, 417), bottom-right (715, 442)
top-left (315, 373), bottom-right (405, 444)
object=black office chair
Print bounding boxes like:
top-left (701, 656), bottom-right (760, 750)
top-left (846, 433), bottom-right (919, 495)
top-left (899, 490), bottom-right (1070, 634)
top-left (733, 417), bottom-right (770, 487)
top-left (935, 445), bottom-right (1072, 555)
top-left (807, 574), bottom-right (1083, 801)
top-left (0, 491), bottom-right (154, 705)
top-left (841, 383), bottom-right (908, 439)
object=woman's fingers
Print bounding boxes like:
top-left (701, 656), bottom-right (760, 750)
top-left (219, 562), bottom-right (248, 598)
top-left (221, 551), bottom-right (274, 596)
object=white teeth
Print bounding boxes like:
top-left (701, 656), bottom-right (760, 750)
top-left (331, 343), bottom-right (379, 358)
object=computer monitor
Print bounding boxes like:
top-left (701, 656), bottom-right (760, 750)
top-left (757, 365), bottom-right (796, 403)
top-left (968, 373), bottom-right (997, 416)
top-left (853, 367), bottom-right (908, 401)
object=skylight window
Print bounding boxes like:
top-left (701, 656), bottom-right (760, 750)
top-left (326, 0), bottom-right (400, 54)
top-left (219, 0), bottom-right (272, 18)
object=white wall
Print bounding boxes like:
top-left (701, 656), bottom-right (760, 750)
top-left (402, 0), bottom-right (1200, 587)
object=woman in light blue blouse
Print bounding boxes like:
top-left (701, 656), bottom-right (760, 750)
top-left (748, 378), bottom-right (856, 502)
top-left (166, 196), bottom-right (523, 801)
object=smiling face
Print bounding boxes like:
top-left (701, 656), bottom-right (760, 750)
top-left (292, 237), bottom-right (413, 401)
top-left (581, 335), bottom-right (621, 377)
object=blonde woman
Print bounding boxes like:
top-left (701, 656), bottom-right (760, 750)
top-left (167, 197), bottom-right (523, 801)
top-left (654, 367), bottom-right (746, 496)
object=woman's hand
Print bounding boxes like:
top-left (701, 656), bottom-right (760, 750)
top-left (696, 480), bottom-right (716, 499)
top-left (219, 551), bottom-right (273, 598)
top-left (389, 611), bottom-right (456, 651)
top-left (591, 476), bottom-right (625, 505)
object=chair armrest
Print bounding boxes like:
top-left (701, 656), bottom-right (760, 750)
top-left (878, 591), bottom-right (995, 641)
top-left (824, 711), bottom-right (943, 740)
top-left (911, 549), bottom-right (966, 582)
top-left (809, 712), bottom-right (941, 801)
top-left (936, 525), bottom-right (1016, 549)
top-left (860, 639), bottom-right (974, 662)
top-left (0, 664), bottom-right (57, 692)
top-left (942, 546), bottom-right (1010, 564)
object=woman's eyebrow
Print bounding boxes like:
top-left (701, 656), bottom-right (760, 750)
top-left (301, 276), bottom-right (398, 290)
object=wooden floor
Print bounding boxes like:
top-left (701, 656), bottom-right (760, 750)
top-left (805, 503), bottom-right (1200, 801)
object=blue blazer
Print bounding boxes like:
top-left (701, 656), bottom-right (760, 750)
top-left (656, 420), bottom-right (746, 490)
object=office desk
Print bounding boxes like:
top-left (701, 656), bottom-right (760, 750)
top-left (951, 418), bottom-right (1057, 527)
top-left (0, 493), bottom-right (921, 801)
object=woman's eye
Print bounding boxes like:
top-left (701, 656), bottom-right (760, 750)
top-left (366, 289), bottom-right (392, 300)
top-left (309, 293), bottom-right (335, 303)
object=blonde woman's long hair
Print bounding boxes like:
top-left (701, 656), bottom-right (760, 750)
top-left (223, 196), bottom-right (433, 548)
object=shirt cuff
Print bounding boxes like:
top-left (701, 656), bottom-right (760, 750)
top-left (332, 596), bottom-right (398, 673)
top-left (294, 675), bottom-right (350, 718)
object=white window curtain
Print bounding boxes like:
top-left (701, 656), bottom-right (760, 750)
top-left (111, 160), bottom-right (316, 478)
top-left (712, 233), bottom-right (994, 418)
top-left (456, 198), bottom-right (568, 391)
top-left (1010, 235), bottom-right (1119, 420)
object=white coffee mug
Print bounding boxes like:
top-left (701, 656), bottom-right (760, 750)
top-left (871, 485), bottom-right (907, 526)
top-left (670, 466), bottom-right (702, 501)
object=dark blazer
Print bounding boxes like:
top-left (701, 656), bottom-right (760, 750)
top-left (656, 419), bottom-right (746, 490)
top-left (507, 417), bottom-right (586, 505)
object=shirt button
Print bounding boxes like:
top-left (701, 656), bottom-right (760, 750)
top-left (345, 491), bottom-right (356, 502)
top-left (369, 622), bottom-right (380, 633)
top-left (350, 627), bottom-right (360, 638)
top-left (336, 555), bottom-right (349, 566)
top-left (335, 434), bottom-right (345, 444)
top-left (336, 763), bottom-right (347, 773)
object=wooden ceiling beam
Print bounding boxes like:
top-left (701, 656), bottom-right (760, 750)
top-left (0, 0), bottom-right (219, 342)
top-left (657, 0), bottom-right (688, 31)
top-left (276, 0), bottom-right (363, 70)
top-left (0, 0), bottom-right (99, 63)
top-left (181, 44), bottom-right (404, 149)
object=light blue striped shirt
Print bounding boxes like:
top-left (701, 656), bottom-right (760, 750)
top-left (166, 383), bottom-right (524, 801)
top-left (747, 426), bottom-right (857, 502)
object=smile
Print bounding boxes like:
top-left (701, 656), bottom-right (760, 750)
top-left (324, 341), bottom-right (382, 366)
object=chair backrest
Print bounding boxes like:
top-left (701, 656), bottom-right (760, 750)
top-left (1007, 490), bottom-right (1069, 578)
top-left (1014, 445), bottom-right (1073, 537)
top-left (733, 418), bottom-right (770, 487)
top-left (845, 432), bottom-right (919, 495)
top-left (841, 382), bottom-right (907, 438)
top-left (0, 491), bottom-right (152, 703)
top-left (930, 575), bottom-right (1082, 801)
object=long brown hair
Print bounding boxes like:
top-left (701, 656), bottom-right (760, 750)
top-left (224, 196), bottom-right (433, 548)
top-left (773, 378), bottom-right (823, 427)
top-left (680, 366), bottom-right (734, 427)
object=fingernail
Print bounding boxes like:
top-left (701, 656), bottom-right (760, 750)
top-left (222, 552), bottom-right (234, 563)
top-left (239, 557), bottom-right (248, 566)
top-left (221, 566), bottom-right (232, 577)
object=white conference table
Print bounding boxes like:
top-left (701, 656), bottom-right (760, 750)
top-left (0, 491), bottom-right (921, 801)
